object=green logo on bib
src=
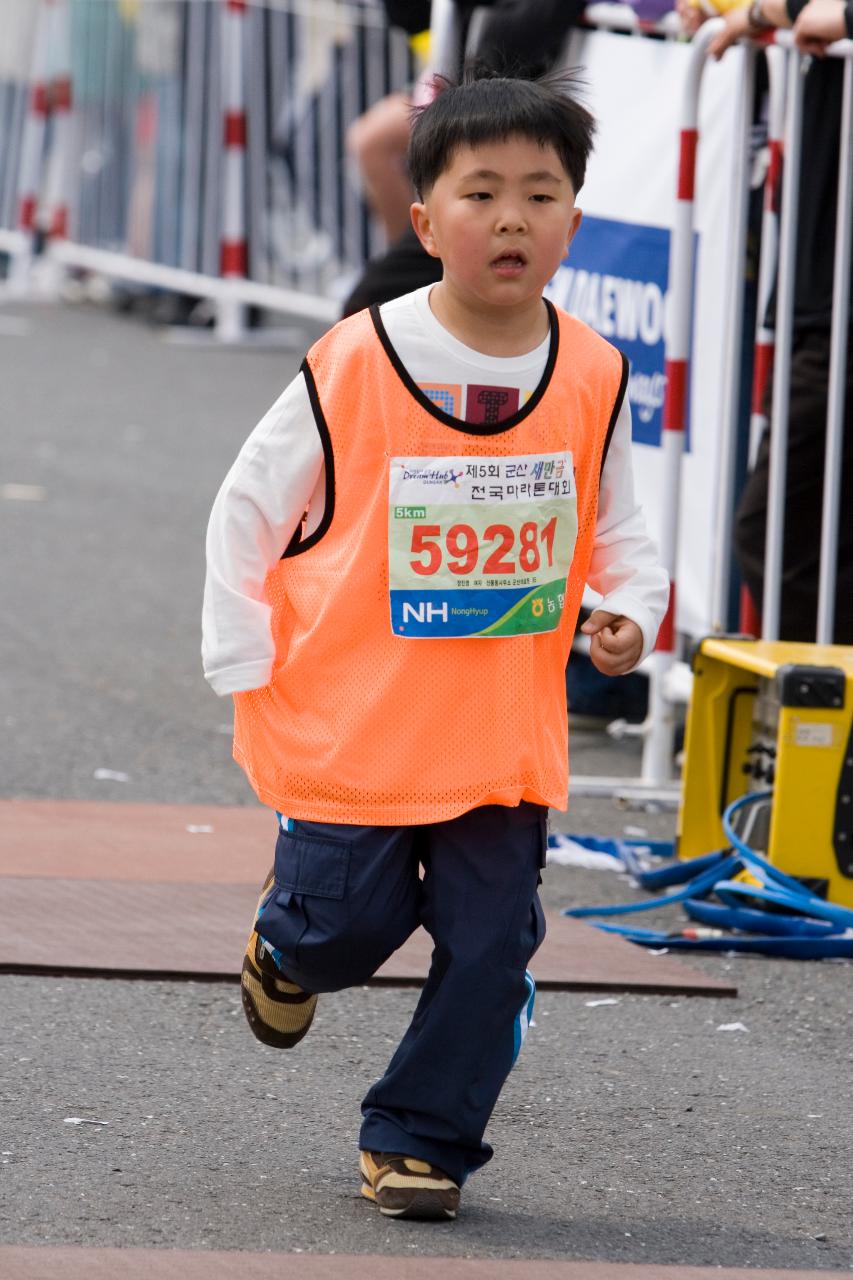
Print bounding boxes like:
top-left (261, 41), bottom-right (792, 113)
top-left (394, 505), bottom-right (427, 519)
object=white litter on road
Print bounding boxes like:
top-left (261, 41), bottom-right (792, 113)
top-left (585, 998), bottom-right (621, 1007)
top-left (63, 1117), bottom-right (109, 1126)
top-left (2, 483), bottom-right (46, 501)
top-left (717, 1022), bottom-right (749, 1033)
top-left (547, 836), bottom-right (622, 871)
top-left (93, 768), bottom-right (130, 782)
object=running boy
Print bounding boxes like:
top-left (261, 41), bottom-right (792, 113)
top-left (202, 69), bottom-right (668, 1221)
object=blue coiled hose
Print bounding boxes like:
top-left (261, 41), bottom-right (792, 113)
top-left (562, 791), bottom-right (853, 958)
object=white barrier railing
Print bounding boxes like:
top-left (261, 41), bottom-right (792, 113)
top-left (641, 21), bottom-right (728, 790)
top-left (0, 0), bottom-right (416, 328)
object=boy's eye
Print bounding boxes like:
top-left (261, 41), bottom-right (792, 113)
top-left (530, 194), bottom-right (554, 203)
top-left (465, 191), bottom-right (492, 201)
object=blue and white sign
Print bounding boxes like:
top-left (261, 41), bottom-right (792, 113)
top-left (547, 216), bottom-right (675, 448)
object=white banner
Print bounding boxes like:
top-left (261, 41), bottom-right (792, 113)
top-left (550, 31), bottom-right (749, 638)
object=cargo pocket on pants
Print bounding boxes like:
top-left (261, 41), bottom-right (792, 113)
top-left (502, 810), bottom-right (548, 970)
top-left (264, 829), bottom-right (352, 975)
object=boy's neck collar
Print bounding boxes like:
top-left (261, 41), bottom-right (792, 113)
top-left (368, 299), bottom-right (560, 438)
top-left (427, 283), bottom-right (551, 359)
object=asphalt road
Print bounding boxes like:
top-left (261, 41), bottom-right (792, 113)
top-left (1, 301), bottom-right (851, 1269)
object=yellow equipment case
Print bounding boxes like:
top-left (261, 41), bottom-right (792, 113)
top-left (677, 637), bottom-right (853, 906)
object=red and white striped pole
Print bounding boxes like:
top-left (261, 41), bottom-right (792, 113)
top-left (641, 21), bottom-right (719, 785)
top-left (14, 0), bottom-right (53, 280)
top-left (218, 0), bottom-right (248, 341)
top-left (45, 71), bottom-right (72, 241)
top-left (42, 0), bottom-right (73, 245)
top-left (739, 43), bottom-right (786, 636)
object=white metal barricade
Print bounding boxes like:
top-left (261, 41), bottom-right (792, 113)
top-left (0, 0), bottom-right (417, 330)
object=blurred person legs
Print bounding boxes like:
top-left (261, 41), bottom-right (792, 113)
top-left (726, 47), bottom-right (853, 645)
top-left (734, 329), bottom-right (853, 644)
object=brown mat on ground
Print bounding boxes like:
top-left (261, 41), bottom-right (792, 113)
top-left (0, 799), bottom-right (273, 882)
top-left (0, 1250), bottom-right (843, 1280)
top-left (0, 875), bottom-right (732, 993)
top-left (0, 800), bottom-right (735, 995)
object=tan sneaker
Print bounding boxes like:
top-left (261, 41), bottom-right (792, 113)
top-left (359, 1150), bottom-right (460, 1220)
top-left (240, 868), bottom-right (318, 1048)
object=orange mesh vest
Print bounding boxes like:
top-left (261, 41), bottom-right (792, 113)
top-left (233, 302), bottom-right (627, 824)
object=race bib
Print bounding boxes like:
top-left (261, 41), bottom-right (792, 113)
top-left (388, 452), bottom-right (577, 638)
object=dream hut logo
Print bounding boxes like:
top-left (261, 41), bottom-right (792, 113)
top-left (399, 466), bottom-right (464, 487)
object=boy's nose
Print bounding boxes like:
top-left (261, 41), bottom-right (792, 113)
top-left (496, 207), bottom-right (527, 234)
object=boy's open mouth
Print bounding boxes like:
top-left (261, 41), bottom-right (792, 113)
top-left (491, 249), bottom-right (527, 272)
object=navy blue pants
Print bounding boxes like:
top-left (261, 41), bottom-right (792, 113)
top-left (254, 802), bottom-right (547, 1185)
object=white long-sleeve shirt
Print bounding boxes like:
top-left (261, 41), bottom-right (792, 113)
top-left (203, 288), bottom-right (669, 696)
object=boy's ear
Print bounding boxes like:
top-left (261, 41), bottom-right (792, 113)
top-left (410, 202), bottom-right (442, 259)
top-left (566, 207), bottom-right (583, 252)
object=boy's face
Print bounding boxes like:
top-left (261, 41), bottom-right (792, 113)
top-left (411, 135), bottom-right (582, 316)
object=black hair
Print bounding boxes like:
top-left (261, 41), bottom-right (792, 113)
top-left (407, 66), bottom-right (596, 199)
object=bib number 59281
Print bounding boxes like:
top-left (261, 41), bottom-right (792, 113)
top-left (410, 516), bottom-right (557, 578)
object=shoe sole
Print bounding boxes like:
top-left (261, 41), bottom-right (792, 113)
top-left (240, 947), bottom-right (317, 1048)
top-left (241, 868), bottom-right (317, 1049)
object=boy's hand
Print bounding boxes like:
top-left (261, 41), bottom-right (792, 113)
top-left (580, 611), bottom-right (644, 677)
